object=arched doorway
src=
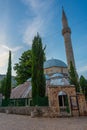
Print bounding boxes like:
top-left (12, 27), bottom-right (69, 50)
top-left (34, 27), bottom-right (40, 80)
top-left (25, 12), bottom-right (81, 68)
top-left (58, 91), bottom-right (69, 113)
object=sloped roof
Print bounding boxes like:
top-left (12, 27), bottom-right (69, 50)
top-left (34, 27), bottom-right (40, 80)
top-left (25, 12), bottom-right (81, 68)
top-left (50, 78), bottom-right (70, 86)
top-left (10, 81), bottom-right (31, 99)
top-left (51, 73), bottom-right (63, 78)
top-left (44, 59), bottom-right (67, 69)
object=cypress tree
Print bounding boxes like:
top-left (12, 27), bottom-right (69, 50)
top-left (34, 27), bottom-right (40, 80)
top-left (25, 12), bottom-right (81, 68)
top-left (69, 61), bottom-right (80, 92)
top-left (0, 77), bottom-right (6, 96)
top-left (5, 51), bottom-right (12, 99)
top-left (80, 75), bottom-right (87, 99)
top-left (32, 34), bottom-right (46, 105)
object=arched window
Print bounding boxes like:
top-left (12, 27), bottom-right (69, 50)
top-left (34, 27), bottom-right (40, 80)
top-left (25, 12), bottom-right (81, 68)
top-left (58, 91), bottom-right (68, 107)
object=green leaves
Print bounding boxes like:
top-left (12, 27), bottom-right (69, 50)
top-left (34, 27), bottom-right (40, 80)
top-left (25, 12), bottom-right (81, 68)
top-left (32, 34), bottom-right (46, 105)
top-left (80, 75), bottom-right (87, 99)
top-left (14, 50), bottom-right (32, 85)
top-left (0, 77), bottom-right (6, 96)
top-left (5, 51), bottom-right (12, 99)
top-left (69, 61), bottom-right (80, 92)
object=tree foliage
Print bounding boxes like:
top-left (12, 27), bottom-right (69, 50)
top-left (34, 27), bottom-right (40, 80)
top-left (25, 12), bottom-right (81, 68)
top-left (0, 77), bottom-right (6, 96)
top-left (80, 75), bottom-right (87, 99)
top-left (32, 34), bottom-right (46, 105)
top-left (14, 50), bottom-right (32, 85)
top-left (5, 51), bottom-right (12, 99)
top-left (69, 61), bottom-right (80, 92)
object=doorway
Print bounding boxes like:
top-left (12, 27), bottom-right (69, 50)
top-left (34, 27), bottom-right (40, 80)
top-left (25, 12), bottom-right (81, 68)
top-left (58, 91), bottom-right (69, 113)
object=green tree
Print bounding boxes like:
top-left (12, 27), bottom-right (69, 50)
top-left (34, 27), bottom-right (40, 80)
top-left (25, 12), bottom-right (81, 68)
top-left (5, 51), bottom-right (12, 99)
top-left (32, 34), bottom-right (46, 105)
top-left (0, 77), bottom-right (6, 96)
top-left (80, 75), bottom-right (87, 99)
top-left (69, 61), bottom-right (80, 92)
top-left (14, 50), bottom-right (32, 85)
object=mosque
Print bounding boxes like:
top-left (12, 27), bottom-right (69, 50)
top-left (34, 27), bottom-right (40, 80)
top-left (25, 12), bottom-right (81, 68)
top-left (11, 8), bottom-right (72, 99)
top-left (10, 9), bottom-right (87, 116)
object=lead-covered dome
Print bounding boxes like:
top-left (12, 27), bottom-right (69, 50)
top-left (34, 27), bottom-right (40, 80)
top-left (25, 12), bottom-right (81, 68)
top-left (44, 59), bottom-right (67, 69)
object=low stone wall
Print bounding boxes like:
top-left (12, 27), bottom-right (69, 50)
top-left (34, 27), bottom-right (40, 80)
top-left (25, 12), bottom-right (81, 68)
top-left (0, 106), bottom-right (71, 117)
top-left (0, 106), bottom-right (34, 115)
top-left (0, 106), bottom-right (54, 117)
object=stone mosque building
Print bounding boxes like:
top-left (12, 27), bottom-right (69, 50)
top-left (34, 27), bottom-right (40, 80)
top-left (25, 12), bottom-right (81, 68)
top-left (11, 9), bottom-right (87, 116)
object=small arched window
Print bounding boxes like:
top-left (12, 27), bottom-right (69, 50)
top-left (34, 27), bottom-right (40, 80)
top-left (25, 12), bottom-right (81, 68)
top-left (58, 91), bottom-right (68, 107)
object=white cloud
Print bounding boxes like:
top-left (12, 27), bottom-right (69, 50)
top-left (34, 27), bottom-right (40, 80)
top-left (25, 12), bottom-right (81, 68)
top-left (22, 0), bottom-right (46, 13)
top-left (12, 46), bottom-right (23, 52)
top-left (77, 65), bottom-right (87, 74)
top-left (0, 44), bottom-right (23, 52)
top-left (0, 44), bottom-right (22, 68)
top-left (0, 52), bottom-right (8, 67)
top-left (0, 2), bottom-right (23, 75)
top-left (21, 0), bottom-right (54, 45)
top-left (23, 16), bottom-right (44, 45)
top-left (0, 45), bottom-right (11, 50)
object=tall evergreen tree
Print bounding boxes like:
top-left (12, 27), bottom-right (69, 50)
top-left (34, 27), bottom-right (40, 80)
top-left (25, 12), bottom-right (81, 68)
top-left (0, 77), bottom-right (6, 96)
top-left (32, 34), bottom-right (46, 104)
top-left (80, 75), bottom-right (87, 99)
top-left (5, 51), bottom-right (12, 99)
top-left (69, 61), bottom-right (80, 92)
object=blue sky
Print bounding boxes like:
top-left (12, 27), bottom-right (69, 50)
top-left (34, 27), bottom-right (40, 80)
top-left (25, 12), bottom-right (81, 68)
top-left (0, 0), bottom-right (87, 78)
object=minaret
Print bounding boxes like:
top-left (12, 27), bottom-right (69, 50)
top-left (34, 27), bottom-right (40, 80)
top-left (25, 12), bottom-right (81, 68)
top-left (62, 8), bottom-right (75, 69)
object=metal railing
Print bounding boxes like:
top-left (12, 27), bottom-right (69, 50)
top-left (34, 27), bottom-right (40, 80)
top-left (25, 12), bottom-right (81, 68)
top-left (1, 96), bottom-right (48, 107)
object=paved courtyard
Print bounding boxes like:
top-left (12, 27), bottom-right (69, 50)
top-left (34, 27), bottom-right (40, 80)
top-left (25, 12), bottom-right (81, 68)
top-left (0, 113), bottom-right (87, 130)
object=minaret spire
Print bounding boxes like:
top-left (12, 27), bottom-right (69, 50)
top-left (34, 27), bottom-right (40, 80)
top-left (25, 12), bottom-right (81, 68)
top-left (62, 8), bottom-right (75, 69)
top-left (62, 7), bottom-right (68, 28)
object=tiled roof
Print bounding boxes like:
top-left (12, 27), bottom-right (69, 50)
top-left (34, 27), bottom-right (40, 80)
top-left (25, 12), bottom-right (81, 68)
top-left (10, 74), bottom-right (69, 99)
top-left (10, 81), bottom-right (31, 99)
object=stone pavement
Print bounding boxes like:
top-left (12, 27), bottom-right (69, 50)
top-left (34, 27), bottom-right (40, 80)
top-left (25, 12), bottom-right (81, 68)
top-left (0, 113), bottom-right (87, 130)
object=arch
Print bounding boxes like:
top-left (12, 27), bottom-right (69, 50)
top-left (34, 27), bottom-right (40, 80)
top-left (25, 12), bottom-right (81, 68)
top-left (58, 91), bottom-right (67, 96)
top-left (58, 91), bottom-right (69, 113)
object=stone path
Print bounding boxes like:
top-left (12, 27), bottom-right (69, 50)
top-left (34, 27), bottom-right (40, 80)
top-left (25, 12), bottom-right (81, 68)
top-left (0, 113), bottom-right (87, 130)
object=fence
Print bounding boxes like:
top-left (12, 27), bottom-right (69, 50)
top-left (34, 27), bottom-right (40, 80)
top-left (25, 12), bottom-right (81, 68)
top-left (1, 96), bottom-right (48, 107)
top-left (1, 98), bottom-right (31, 107)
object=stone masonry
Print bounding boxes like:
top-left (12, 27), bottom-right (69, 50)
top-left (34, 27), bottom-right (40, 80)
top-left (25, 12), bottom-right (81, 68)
top-left (48, 85), bottom-right (76, 116)
top-left (48, 85), bottom-right (87, 116)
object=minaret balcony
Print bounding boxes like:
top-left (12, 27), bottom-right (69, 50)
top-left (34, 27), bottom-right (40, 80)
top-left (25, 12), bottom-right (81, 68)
top-left (62, 27), bottom-right (71, 35)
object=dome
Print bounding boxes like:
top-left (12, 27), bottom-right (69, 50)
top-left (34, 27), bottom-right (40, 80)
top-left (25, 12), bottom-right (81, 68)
top-left (44, 59), bottom-right (67, 69)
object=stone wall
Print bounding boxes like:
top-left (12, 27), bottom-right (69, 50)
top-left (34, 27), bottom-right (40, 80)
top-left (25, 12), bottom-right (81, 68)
top-left (0, 106), bottom-right (51, 117)
top-left (0, 86), bottom-right (87, 117)
top-left (48, 85), bottom-right (76, 115)
top-left (0, 106), bottom-right (72, 117)
top-left (0, 106), bottom-right (34, 115)
top-left (77, 93), bottom-right (87, 116)
top-left (44, 66), bottom-right (68, 75)
top-left (48, 85), bottom-right (87, 116)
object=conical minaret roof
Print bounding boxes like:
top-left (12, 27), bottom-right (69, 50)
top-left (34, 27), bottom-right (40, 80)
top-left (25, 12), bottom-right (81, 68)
top-left (62, 7), bottom-right (69, 28)
top-left (62, 8), bottom-right (71, 35)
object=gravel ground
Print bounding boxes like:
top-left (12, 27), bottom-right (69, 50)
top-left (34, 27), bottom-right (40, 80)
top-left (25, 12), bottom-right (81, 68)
top-left (0, 113), bottom-right (87, 130)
